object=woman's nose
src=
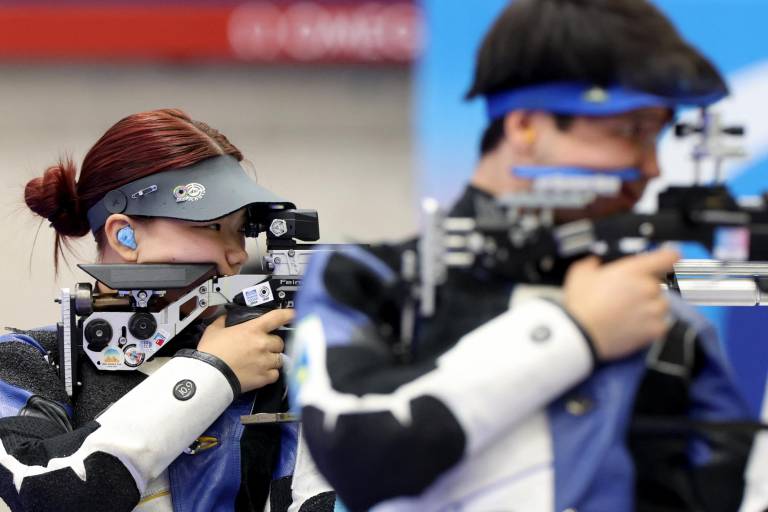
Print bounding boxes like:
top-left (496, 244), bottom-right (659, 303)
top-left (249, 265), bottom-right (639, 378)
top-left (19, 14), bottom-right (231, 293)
top-left (226, 244), bottom-right (248, 272)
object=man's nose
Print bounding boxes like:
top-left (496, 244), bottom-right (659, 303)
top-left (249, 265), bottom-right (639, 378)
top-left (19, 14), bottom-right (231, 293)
top-left (639, 148), bottom-right (661, 179)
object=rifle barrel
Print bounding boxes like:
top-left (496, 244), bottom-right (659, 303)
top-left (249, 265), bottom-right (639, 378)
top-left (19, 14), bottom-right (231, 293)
top-left (675, 260), bottom-right (768, 277)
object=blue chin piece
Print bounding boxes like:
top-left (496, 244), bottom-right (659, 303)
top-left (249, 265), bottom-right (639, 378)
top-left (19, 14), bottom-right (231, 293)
top-left (512, 166), bottom-right (643, 182)
top-left (485, 82), bottom-right (727, 121)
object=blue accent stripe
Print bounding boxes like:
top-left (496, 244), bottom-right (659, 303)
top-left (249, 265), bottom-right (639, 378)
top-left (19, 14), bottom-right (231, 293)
top-left (334, 500), bottom-right (350, 512)
top-left (273, 423), bottom-right (300, 479)
top-left (0, 379), bottom-right (33, 418)
top-left (0, 330), bottom-right (73, 418)
top-left (512, 166), bottom-right (642, 182)
top-left (0, 333), bottom-right (47, 355)
top-left (485, 82), bottom-right (726, 120)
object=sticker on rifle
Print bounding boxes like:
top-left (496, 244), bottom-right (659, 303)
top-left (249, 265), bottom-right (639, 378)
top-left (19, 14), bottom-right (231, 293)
top-left (153, 329), bottom-right (170, 347)
top-left (243, 282), bottom-right (274, 307)
top-left (123, 344), bottom-right (146, 368)
top-left (713, 227), bottom-right (749, 261)
top-left (102, 347), bottom-right (123, 367)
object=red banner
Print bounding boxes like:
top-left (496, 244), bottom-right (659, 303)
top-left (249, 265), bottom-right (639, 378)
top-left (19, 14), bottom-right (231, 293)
top-left (0, 2), bottom-right (422, 64)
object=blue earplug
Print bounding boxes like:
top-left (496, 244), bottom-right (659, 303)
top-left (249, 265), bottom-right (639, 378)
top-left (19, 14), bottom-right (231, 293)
top-left (117, 226), bottom-right (137, 250)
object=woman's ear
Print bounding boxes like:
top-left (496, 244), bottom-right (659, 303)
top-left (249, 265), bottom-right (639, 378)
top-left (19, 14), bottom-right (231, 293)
top-left (103, 214), bottom-right (139, 262)
top-left (503, 110), bottom-right (537, 157)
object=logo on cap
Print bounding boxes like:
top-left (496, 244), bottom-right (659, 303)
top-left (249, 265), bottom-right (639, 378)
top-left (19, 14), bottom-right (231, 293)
top-left (173, 183), bottom-right (206, 203)
top-left (583, 87), bottom-right (609, 103)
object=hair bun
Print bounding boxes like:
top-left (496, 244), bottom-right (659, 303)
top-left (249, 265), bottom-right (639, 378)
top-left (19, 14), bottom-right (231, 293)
top-left (25, 158), bottom-right (90, 237)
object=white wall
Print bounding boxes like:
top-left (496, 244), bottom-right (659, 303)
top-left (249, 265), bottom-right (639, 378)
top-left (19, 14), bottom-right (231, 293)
top-left (0, 64), bottom-right (415, 330)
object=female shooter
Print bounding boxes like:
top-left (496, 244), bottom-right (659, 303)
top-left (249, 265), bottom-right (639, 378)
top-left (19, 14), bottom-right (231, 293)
top-left (0, 109), bottom-right (333, 511)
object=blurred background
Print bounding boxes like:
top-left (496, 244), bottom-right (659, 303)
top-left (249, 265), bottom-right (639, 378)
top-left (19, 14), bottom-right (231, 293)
top-left (0, 1), bottom-right (767, 411)
top-left (0, 0), bottom-right (421, 331)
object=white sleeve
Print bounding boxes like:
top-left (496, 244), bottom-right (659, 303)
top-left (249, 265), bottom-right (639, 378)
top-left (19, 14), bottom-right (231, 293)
top-left (298, 297), bottom-right (593, 457)
top-left (61, 356), bottom-right (232, 493)
top-left (416, 298), bottom-right (593, 453)
top-left (287, 426), bottom-right (334, 512)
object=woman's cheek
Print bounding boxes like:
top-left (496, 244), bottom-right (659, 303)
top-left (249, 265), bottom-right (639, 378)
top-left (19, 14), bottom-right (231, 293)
top-left (185, 238), bottom-right (225, 263)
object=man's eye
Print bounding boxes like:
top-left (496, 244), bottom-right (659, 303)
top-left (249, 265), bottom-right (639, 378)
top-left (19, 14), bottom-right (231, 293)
top-left (201, 223), bottom-right (222, 231)
top-left (611, 124), bottom-right (636, 138)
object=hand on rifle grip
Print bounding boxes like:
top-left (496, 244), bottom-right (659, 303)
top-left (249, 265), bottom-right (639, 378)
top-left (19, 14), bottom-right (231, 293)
top-left (198, 309), bottom-right (294, 393)
top-left (564, 248), bottom-right (680, 362)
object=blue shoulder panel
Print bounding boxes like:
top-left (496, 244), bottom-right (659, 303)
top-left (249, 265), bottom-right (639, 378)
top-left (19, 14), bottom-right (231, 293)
top-left (168, 391), bottom-right (253, 511)
top-left (273, 423), bottom-right (299, 479)
top-left (295, 246), bottom-right (392, 347)
top-left (668, 296), bottom-right (753, 466)
top-left (548, 353), bottom-right (647, 511)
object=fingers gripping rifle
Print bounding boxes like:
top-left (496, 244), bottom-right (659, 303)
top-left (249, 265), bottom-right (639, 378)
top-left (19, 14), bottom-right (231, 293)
top-left (402, 108), bottom-right (763, 347)
top-left (54, 209), bottom-right (324, 399)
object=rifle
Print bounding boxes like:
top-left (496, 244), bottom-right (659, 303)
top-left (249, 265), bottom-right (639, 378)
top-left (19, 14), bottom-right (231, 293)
top-left (402, 108), bottom-right (757, 349)
top-left (54, 209), bottom-right (325, 403)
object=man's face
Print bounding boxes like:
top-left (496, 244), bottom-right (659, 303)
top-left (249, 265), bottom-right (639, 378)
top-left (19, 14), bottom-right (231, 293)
top-left (530, 107), bottom-right (672, 220)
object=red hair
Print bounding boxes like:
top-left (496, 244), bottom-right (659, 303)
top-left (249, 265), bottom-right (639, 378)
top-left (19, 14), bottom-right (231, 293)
top-left (24, 108), bottom-right (243, 273)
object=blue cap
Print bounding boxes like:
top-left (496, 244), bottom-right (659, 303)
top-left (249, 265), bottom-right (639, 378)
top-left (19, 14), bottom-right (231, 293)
top-left (485, 82), bottom-right (727, 121)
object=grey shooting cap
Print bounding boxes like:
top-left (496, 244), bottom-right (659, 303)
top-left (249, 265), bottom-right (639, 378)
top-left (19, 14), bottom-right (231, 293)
top-left (87, 155), bottom-right (295, 233)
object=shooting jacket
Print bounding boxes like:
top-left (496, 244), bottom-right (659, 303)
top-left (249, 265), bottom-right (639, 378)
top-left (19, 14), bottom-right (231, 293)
top-left (0, 319), bottom-right (333, 512)
top-left (290, 185), bottom-right (756, 512)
